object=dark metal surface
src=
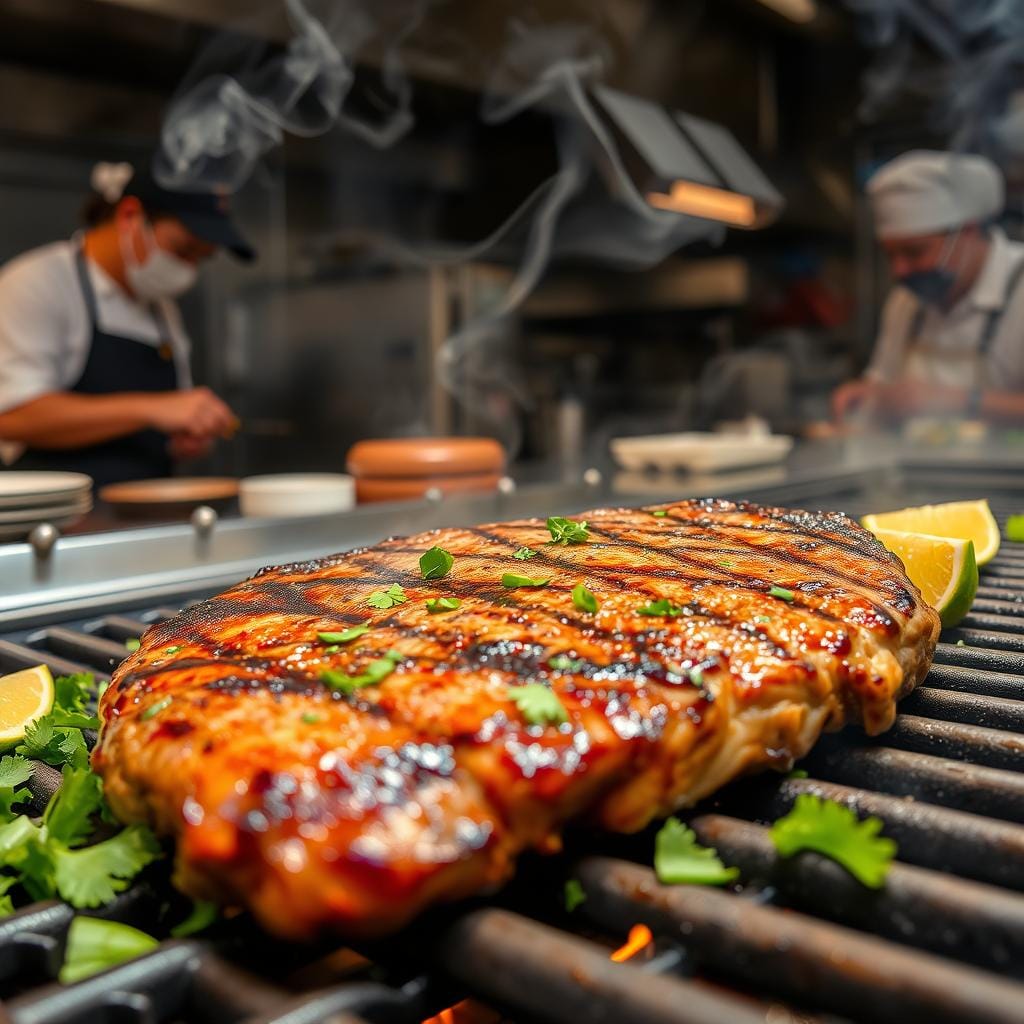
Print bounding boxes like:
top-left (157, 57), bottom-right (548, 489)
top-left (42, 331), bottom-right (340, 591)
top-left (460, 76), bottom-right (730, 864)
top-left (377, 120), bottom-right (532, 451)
top-left (3, 464), bottom-right (1024, 1023)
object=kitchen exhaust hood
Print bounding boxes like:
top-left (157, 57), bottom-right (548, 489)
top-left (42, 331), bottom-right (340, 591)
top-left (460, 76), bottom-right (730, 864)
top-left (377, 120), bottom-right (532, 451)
top-left (592, 85), bottom-right (783, 229)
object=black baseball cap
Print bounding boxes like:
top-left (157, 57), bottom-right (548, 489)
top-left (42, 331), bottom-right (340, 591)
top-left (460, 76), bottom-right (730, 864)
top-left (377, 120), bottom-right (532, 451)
top-left (124, 169), bottom-right (256, 262)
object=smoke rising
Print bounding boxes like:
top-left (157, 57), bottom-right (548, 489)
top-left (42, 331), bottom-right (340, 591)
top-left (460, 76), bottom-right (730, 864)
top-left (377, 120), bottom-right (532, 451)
top-left (156, 1), bottom-right (727, 452)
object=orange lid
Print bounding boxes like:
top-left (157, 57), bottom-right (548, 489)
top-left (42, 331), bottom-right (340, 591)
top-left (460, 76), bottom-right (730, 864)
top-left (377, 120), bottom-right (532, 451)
top-left (346, 437), bottom-right (505, 479)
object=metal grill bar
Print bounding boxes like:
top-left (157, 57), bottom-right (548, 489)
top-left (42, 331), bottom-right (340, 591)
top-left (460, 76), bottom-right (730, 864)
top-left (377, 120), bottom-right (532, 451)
top-left (690, 815), bottom-right (1024, 977)
top-left (576, 857), bottom-right (1024, 1024)
top-left (921, 662), bottom-right (1024, 700)
top-left (900, 686), bottom-right (1024, 731)
top-left (0, 640), bottom-right (98, 680)
top-left (883, 714), bottom-right (1024, 771)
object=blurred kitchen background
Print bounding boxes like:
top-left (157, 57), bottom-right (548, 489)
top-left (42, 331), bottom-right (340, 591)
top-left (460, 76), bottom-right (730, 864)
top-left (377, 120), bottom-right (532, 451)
top-left (0, 0), bottom-right (1018, 478)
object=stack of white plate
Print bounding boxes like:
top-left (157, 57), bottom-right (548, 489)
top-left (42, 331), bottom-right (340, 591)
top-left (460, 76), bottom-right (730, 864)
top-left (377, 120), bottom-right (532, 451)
top-left (0, 472), bottom-right (93, 541)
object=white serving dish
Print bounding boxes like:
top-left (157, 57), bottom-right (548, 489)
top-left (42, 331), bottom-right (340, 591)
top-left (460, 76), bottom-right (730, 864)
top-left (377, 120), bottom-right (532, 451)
top-left (239, 474), bottom-right (355, 518)
top-left (0, 472), bottom-right (92, 509)
top-left (610, 432), bottom-right (794, 474)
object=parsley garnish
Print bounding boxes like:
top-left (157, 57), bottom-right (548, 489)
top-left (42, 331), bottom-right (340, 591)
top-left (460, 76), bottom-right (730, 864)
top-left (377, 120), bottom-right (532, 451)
top-left (637, 598), bottom-right (684, 617)
top-left (0, 755), bottom-right (33, 823)
top-left (787, 768), bottom-right (809, 779)
top-left (564, 878), bottom-right (586, 912)
top-left (140, 696), bottom-right (172, 722)
top-left (572, 583), bottom-right (598, 613)
top-left (124, 639), bottom-right (140, 652)
top-left (426, 597), bottom-right (461, 614)
top-left (718, 559), bottom-right (735, 568)
top-left (651, 510), bottom-right (668, 518)
top-left (367, 584), bottom-right (407, 610)
top-left (502, 573), bottom-right (550, 589)
top-left (513, 546), bottom-right (537, 560)
top-left (755, 615), bottom-right (771, 624)
top-left (54, 673), bottom-right (95, 713)
top-left (164, 646), bottom-right (182, 655)
top-left (14, 673), bottom-right (101, 770)
top-left (170, 900), bottom-right (219, 938)
top-left (769, 794), bottom-right (896, 888)
top-left (322, 650), bottom-right (404, 694)
top-left (301, 712), bottom-right (322, 724)
top-left (548, 654), bottom-right (585, 672)
top-left (317, 623), bottom-right (370, 644)
top-left (546, 516), bottom-right (589, 545)
top-left (508, 683), bottom-right (568, 726)
top-left (419, 546), bottom-right (454, 581)
top-left (59, 916), bottom-right (159, 984)
top-left (654, 817), bottom-right (739, 885)
top-left (769, 585), bottom-right (795, 602)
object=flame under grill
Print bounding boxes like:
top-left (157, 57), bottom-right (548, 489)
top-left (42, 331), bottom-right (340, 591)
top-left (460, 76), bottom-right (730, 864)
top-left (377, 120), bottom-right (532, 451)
top-left (3, 478), bottom-right (1024, 1024)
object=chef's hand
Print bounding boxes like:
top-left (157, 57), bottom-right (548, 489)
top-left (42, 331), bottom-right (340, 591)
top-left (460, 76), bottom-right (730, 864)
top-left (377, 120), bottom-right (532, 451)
top-left (149, 387), bottom-right (237, 440)
top-left (168, 433), bottom-right (213, 462)
top-left (832, 377), bottom-right (880, 422)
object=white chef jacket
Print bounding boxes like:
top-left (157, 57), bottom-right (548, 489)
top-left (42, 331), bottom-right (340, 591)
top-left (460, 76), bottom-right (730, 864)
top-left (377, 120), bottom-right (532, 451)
top-left (0, 238), bottom-right (192, 465)
top-left (866, 228), bottom-right (1024, 391)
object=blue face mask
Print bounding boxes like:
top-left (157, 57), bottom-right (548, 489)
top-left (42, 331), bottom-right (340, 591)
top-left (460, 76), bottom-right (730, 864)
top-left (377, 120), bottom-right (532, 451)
top-left (898, 230), bottom-right (960, 307)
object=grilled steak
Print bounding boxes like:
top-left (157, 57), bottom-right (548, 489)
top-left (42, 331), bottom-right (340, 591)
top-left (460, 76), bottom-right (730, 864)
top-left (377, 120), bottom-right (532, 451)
top-left (94, 499), bottom-right (939, 938)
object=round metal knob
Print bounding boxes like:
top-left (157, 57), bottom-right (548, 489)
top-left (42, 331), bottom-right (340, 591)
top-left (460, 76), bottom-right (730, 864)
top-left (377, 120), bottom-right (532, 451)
top-left (583, 467), bottom-right (603, 487)
top-left (191, 505), bottom-right (218, 537)
top-left (497, 475), bottom-right (516, 495)
top-left (28, 522), bottom-right (59, 558)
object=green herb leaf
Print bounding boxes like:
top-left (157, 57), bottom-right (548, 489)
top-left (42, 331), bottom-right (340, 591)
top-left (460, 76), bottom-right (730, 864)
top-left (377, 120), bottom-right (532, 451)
top-left (48, 710), bottom-right (100, 730)
top-left (650, 510), bottom-right (668, 518)
top-left (755, 615), bottom-right (771, 624)
top-left (322, 650), bottom-right (404, 694)
top-left (54, 673), bottom-right (96, 714)
top-left (769, 794), bottom-right (896, 888)
top-left (548, 654), bottom-right (585, 672)
top-left (317, 624), bottom-right (370, 644)
top-left (1006, 514), bottom-right (1024, 543)
top-left (53, 825), bottom-right (161, 909)
top-left (426, 597), bottom-right (461, 614)
top-left (508, 684), bottom-right (568, 726)
top-left (170, 900), bottom-right (219, 938)
top-left (0, 874), bottom-right (16, 917)
top-left (301, 712), bottom-right (321, 724)
top-left (367, 584), bottom-right (407, 610)
top-left (419, 546), bottom-right (454, 581)
top-left (654, 817), bottom-right (739, 886)
top-left (16, 718), bottom-right (89, 770)
top-left (546, 516), bottom-right (589, 545)
top-left (140, 696), bottom-right (172, 722)
top-left (564, 878), bottom-right (586, 912)
top-left (124, 639), bottom-right (140, 652)
top-left (637, 598), bottom-right (684, 618)
top-left (718, 559), bottom-right (735, 568)
top-left (769, 586), bottom-right (795, 602)
top-left (788, 768), bottom-right (809, 779)
top-left (43, 766), bottom-right (104, 847)
top-left (512, 546), bottom-right (537, 560)
top-left (501, 573), bottom-right (550, 589)
top-left (164, 646), bottom-right (182, 655)
top-left (59, 916), bottom-right (160, 984)
top-left (0, 756), bottom-right (33, 823)
top-left (572, 584), bottom-right (599, 614)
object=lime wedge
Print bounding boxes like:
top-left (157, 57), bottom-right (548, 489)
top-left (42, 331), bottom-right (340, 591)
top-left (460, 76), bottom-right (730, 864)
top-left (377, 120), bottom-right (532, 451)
top-left (872, 530), bottom-right (978, 627)
top-left (862, 499), bottom-right (999, 566)
top-left (0, 664), bottom-right (55, 749)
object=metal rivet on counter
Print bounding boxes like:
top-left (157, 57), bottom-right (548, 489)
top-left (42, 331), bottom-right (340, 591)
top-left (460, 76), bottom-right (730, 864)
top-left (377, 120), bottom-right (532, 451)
top-left (28, 522), bottom-right (59, 558)
top-left (583, 467), bottom-right (603, 487)
top-left (425, 487), bottom-right (444, 503)
top-left (498, 476), bottom-right (517, 495)
top-left (191, 505), bottom-right (218, 537)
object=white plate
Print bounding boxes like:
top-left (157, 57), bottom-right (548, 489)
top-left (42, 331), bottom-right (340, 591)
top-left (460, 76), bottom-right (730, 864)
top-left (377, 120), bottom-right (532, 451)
top-left (239, 474), bottom-right (355, 518)
top-left (0, 498), bottom-right (91, 524)
top-left (0, 472), bottom-right (93, 508)
top-left (610, 432), bottom-right (794, 474)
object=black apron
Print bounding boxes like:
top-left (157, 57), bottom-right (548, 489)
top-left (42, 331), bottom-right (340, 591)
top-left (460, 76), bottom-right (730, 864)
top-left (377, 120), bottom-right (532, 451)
top-left (10, 248), bottom-right (178, 488)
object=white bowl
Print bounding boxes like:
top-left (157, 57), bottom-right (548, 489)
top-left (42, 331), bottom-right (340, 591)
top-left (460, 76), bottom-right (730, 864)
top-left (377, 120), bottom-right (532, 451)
top-left (610, 432), bottom-right (793, 474)
top-left (239, 474), bottom-right (355, 518)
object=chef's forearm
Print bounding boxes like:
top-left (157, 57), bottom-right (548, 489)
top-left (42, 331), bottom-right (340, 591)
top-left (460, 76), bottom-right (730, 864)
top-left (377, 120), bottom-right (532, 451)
top-left (0, 392), bottom-right (156, 449)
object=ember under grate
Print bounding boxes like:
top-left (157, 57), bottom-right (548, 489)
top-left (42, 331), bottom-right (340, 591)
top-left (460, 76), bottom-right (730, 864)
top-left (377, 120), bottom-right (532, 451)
top-left (3, 484), bottom-right (1024, 1024)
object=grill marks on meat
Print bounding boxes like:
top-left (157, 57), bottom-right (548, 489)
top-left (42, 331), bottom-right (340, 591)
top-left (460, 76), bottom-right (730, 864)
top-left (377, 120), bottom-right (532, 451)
top-left (94, 499), bottom-right (939, 938)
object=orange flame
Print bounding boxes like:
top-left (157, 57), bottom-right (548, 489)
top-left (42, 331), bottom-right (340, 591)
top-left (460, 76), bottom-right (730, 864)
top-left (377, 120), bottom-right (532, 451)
top-left (422, 999), bottom-right (503, 1024)
top-left (609, 923), bottom-right (654, 962)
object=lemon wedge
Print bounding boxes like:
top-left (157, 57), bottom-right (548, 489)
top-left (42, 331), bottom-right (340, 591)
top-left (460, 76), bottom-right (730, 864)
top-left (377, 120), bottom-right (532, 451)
top-left (0, 664), bottom-right (55, 749)
top-left (872, 530), bottom-right (978, 627)
top-left (862, 499), bottom-right (999, 566)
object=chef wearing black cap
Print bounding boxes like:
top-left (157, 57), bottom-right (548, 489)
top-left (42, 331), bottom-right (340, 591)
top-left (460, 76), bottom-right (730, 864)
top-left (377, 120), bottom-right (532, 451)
top-left (0, 161), bottom-right (255, 487)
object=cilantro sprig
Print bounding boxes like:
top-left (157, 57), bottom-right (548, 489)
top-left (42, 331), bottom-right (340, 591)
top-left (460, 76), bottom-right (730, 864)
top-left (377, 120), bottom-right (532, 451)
top-left (513, 546), bottom-right (537, 560)
top-left (654, 818), bottom-right (739, 886)
top-left (546, 516), bottom-right (589, 545)
top-left (426, 597), bottom-right (461, 614)
top-left (317, 623), bottom-right (370, 644)
top-left (572, 584), bottom-right (599, 613)
top-left (367, 584), bottom-right (407, 610)
top-left (0, 756), bottom-right (33, 822)
top-left (768, 585), bottom-right (795, 602)
top-left (769, 794), bottom-right (896, 888)
top-left (508, 683), bottom-right (568, 726)
top-left (637, 598), bottom-right (685, 618)
top-left (502, 573), bottom-right (550, 589)
top-left (419, 546), bottom-right (454, 581)
top-left (322, 650), bottom-right (404, 694)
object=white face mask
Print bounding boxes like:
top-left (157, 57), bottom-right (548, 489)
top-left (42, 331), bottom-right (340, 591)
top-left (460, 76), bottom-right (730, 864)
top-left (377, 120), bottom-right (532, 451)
top-left (120, 219), bottom-right (198, 300)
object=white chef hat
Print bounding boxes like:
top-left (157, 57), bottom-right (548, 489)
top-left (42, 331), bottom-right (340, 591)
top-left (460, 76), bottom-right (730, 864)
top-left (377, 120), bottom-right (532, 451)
top-left (866, 150), bottom-right (1004, 240)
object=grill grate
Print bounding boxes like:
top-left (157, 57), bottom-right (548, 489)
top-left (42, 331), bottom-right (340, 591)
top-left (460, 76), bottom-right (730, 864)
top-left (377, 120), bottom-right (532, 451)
top-left (3, 489), bottom-right (1024, 1024)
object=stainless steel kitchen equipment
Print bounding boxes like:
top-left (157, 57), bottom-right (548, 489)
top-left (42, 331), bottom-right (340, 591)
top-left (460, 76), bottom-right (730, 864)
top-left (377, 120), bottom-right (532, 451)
top-left (3, 455), bottom-right (1024, 1022)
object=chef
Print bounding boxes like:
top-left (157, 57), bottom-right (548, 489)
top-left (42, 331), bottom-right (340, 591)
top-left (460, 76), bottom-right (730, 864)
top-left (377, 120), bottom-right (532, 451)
top-left (832, 150), bottom-right (1024, 424)
top-left (0, 162), bottom-right (254, 487)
